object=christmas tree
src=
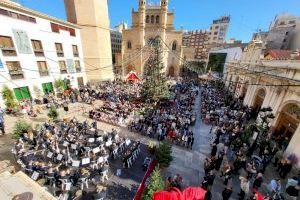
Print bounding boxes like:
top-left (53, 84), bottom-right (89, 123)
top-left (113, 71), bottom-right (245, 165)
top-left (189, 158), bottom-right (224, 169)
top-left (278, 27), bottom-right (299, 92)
top-left (155, 141), bottom-right (173, 168)
top-left (142, 39), bottom-right (170, 102)
top-left (142, 166), bottom-right (165, 200)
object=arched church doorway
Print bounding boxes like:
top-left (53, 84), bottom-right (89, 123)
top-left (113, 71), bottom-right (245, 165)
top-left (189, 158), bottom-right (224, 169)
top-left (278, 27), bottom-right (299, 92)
top-left (168, 66), bottom-right (175, 77)
top-left (274, 103), bottom-right (300, 150)
top-left (253, 88), bottom-right (266, 114)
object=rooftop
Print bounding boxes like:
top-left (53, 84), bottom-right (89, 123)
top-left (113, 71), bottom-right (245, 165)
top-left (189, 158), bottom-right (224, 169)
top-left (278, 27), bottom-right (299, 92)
top-left (264, 49), bottom-right (300, 60)
top-left (0, 0), bottom-right (80, 29)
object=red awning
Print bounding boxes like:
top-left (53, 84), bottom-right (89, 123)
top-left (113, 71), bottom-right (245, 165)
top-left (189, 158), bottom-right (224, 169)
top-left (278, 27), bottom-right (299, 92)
top-left (153, 187), bottom-right (207, 200)
top-left (127, 71), bottom-right (140, 81)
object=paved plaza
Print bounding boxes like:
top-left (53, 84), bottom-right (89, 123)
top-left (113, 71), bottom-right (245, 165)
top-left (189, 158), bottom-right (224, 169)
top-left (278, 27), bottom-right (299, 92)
top-left (0, 89), bottom-right (299, 199)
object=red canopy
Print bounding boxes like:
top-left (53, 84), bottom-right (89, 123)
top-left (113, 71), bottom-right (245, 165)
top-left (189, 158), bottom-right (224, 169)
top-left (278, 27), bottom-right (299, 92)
top-left (126, 71), bottom-right (140, 81)
top-left (153, 187), bottom-right (207, 200)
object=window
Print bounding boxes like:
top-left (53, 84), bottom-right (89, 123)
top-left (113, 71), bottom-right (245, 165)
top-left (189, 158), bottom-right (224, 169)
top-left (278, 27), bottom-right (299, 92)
top-left (74, 60), bottom-right (81, 72)
top-left (50, 23), bottom-right (76, 36)
top-left (127, 41), bottom-right (132, 49)
top-left (279, 21), bottom-right (286, 25)
top-left (0, 36), bottom-right (17, 56)
top-left (146, 15), bottom-right (149, 23)
top-left (6, 61), bottom-right (24, 80)
top-left (37, 61), bottom-right (49, 76)
top-left (289, 20), bottom-right (296, 24)
top-left (172, 41), bottom-right (177, 51)
top-left (31, 40), bottom-right (44, 57)
top-left (55, 43), bottom-right (64, 57)
top-left (151, 15), bottom-right (154, 23)
top-left (156, 15), bottom-right (159, 24)
top-left (214, 31), bottom-right (218, 35)
top-left (0, 8), bottom-right (36, 23)
top-left (59, 61), bottom-right (67, 74)
top-left (72, 45), bottom-right (79, 57)
top-left (215, 26), bottom-right (219, 29)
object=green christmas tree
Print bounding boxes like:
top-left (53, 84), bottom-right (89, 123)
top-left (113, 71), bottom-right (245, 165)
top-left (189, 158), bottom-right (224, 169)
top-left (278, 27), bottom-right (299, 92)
top-left (142, 39), bottom-right (170, 102)
top-left (142, 166), bottom-right (165, 200)
top-left (155, 141), bottom-right (173, 168)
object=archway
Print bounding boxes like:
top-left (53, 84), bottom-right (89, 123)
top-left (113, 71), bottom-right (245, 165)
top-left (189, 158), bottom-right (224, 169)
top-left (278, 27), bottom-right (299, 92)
top-left (253, 88), bottom-right (266, 111)
top-left (274, 103), bottom-right (300, 150)
top-left (240, 81), bottom-right (249, 100)
top-left (168, 66), bottom-right (175, 77)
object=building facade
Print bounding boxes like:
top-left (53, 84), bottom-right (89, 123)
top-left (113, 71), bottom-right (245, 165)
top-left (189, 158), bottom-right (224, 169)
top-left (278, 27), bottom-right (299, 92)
top-left (0, 0), bottom-right (86, 106)
top-left (183, 30), bottom-right (209, 60)
top-left (225, 40), bottom-right (300, 164)
top-left (208, 16), bottom-right (230, 44)
top-left (64, 0), bottom-right (114, 81)
top-left (182, 16), bottom-right (230, 61)
top-left (122, 0), bottom-right (183, 77)
top-left (253, 14), bottom-right (300, 51)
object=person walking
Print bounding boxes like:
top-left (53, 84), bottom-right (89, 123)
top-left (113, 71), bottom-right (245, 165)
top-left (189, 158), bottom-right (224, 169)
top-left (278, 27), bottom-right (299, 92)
top-left (239, 176), bottom-right (250, 200)
top-left (252, 173), bottom-right (263, 190)
top-left (0, 107), bottom-right (5, 135)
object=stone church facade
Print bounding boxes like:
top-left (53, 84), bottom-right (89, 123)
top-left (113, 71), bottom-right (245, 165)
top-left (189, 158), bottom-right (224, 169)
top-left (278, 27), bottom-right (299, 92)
top-left (122, 0), bottom-right (183, 78)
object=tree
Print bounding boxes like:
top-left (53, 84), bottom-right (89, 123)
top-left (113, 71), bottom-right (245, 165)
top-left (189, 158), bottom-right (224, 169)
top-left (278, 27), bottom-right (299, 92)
top-left (1, 85), bottom-right (17, 109)
top-left (155, 141), bottom-right (173, 168)
top-left (142, 39), bottom-right (170, 102)
top-left (54, 79), bottom-right (65, 93)
top-left (142, 166), bottom-right (165, 200)
top-left (13, 120), bottom-right (32, 139)
top-left (47, 106), bottom-right (59, 120)
top-left (33, 85), bottom-right (42, 98)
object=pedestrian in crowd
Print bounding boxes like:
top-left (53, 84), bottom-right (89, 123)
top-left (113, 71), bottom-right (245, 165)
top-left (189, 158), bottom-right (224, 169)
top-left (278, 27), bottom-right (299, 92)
top-left (206, 170), bottom-right (215, 190)
top-left (204, 188), bottom-right (212, 200)
top-left (222, 186), bottom-right (232, 200)
top-left (252, 173), bottom-right (263, 190)
top-left (0, 106), bottom-right (5, 135)
top-left (165, 177), bottom-right (173, 191)
top-left (285, 177), bottom-right (300, 200)
top-left (268, 178), bottom-right (281, 197)
top-left (63, 101), bottom-right (69, 113)
top-left (239, 176), bottom-right (250, 200)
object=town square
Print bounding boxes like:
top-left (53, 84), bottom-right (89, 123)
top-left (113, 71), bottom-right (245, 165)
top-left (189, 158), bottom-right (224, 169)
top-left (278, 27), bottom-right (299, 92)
top-left (0, 0), bottom-right (300, 200)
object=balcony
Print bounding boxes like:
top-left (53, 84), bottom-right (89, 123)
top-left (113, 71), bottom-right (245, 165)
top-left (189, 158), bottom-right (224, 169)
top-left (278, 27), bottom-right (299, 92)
top-left (60, 69), bottom-right (68, 74)
top-left (76, 67), bottom-right (81, 73)
top-left (9, 70), bottom-right (24, 80)
top-left (39, 70), bottom-right (49, 77)
top-left (34, 49), bottom-right (44, 57)
top-left (56, 51), bottom-right (64, 57)
top-left (1, 47), bottom-right (17, 56)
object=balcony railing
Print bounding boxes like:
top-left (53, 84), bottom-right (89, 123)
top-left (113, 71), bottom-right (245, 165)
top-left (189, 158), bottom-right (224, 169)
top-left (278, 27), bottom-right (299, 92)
top-left (1, 47), bottom-right (17, 56)
top-left (60, 69), bottom-right (68, 74)
top-left (9, 70), bottom-right (24, 80)
top-left (34, 49), bottom-right (45, 57)
top-left (39, 70), bottom-right (49, 76)
top-left (56, 51), bottom-right (64, 57)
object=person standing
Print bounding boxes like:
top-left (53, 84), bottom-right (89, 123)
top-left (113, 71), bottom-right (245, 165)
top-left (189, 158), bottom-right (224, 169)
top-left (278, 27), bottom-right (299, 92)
top-left (222, 186), bottom-right (232, 200)
top-left (239, 176), bottom-right (250, 200)
top-left (0, 107), bottom-right (5, 135)
top-left (253, 173), bottom-right (263, 190)
top-left (63, 101), bottom-right (69, 114)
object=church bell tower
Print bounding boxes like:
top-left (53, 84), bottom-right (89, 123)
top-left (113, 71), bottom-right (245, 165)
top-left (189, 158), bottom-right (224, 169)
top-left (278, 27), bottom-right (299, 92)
top-left (64, 0), bottom-right (114, 81)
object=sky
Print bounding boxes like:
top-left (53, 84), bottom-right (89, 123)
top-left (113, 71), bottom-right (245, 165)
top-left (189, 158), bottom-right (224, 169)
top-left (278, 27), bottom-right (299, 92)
top-left (18, 0), bottom-right (300, 42)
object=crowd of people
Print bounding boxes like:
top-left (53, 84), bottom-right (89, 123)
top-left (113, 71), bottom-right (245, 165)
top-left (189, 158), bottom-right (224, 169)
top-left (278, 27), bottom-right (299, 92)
top-left (12, 118), bottom-right (140, 199)
top-left (199, 82), bottom-right (300, 200)
top-left (129, 82), bottom-right (197, 149)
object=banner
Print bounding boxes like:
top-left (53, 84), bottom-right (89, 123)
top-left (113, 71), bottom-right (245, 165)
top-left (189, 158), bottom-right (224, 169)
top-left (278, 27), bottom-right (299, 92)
top-left (12, 29), bottom-right (32, 54)
top-left (66, 59), bottom-right (75, 73)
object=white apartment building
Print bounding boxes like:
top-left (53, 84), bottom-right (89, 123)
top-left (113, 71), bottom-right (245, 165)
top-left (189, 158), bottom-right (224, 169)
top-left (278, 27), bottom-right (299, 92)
top-left (0, 0), bottom-right (86, 106)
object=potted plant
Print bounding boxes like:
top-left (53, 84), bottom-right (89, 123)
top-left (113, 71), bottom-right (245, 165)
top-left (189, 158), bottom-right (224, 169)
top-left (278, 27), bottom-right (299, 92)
top-left (13, 120), bottom-right (32, 139)
top-left (1, 85), bottom-right (18, 114)
top-left (155, 141), bottom-right (173, 168)
top-left (142, 166), bottom-right (165, 200)
top-left (47, 106), bottom-right (59, 121)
